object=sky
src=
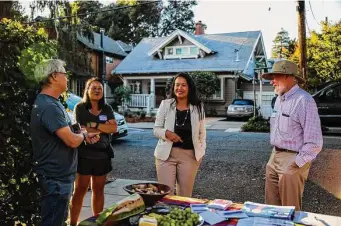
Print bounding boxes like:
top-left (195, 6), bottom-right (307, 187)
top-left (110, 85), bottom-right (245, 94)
top-left (193, 0), bottom-right (341, 58)
top-left (20, 0), bottom-right (341, 58)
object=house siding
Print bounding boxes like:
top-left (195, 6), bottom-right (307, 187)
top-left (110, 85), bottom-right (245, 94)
top-left (204, 77), bottom-right (236, 116)
top-left (240, 83), bottom-right (274, 92)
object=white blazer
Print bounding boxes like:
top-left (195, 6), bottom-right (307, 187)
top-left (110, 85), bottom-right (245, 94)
top-left (153, 98), bottom-right (206, 161)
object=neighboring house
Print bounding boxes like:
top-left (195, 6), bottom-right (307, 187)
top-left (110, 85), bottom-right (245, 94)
top-left (113, 22), bottom-right (274, 117)
top-left (67, 32), bottom-right (132, 102)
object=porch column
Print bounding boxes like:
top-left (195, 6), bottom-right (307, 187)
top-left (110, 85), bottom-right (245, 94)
top-left (150, 78), bottom-right (155, 108)
top-left (122, 78), bottom-right (128, 112)
top-left (123, 78), bottom-right (128, 87)
top-left (220, 77), bottom-right (224, 99)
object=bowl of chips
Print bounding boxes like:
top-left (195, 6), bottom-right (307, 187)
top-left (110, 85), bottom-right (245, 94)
top-left (123, 183), bottom-right (171, 206)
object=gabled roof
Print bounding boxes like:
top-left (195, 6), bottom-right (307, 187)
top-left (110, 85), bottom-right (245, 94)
top-left (114, 30), bottom-right (263, 75)
top-left (77, 32), bottom-right (130, 57)
top-left (148, 29), bottom-right (214, 56)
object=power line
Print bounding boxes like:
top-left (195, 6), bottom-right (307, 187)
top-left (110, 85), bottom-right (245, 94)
top-left (24, 1), bottom-right (160, 25)
top-left (305, 17), bottom-right (312, 36)
top-left (308, 0), bottom-right (321, 26)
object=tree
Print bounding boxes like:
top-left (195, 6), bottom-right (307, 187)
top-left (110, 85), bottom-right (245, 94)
top-left (189, 71), bottom-right (220, 101)
top-left (271, 28), bottom-right (296, 59)
top-left (165, 71), bottom-right (220, 102)
top-left (307, 21), bottom-right (341, 82)
top-left (109, 85), bottom-right (132, 112)
top-left (287, 20), bottom-right (341, 89)
top-left (89, 0), bottom-right (162, 45)
top-left (30, 0), bottom-right (95, 76)
top-left (0, 18), bottom-right (55, 225)
top-left (158, 0), bottom-right (197, 36)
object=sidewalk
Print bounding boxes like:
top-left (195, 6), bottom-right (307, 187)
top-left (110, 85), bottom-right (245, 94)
top-left (127, 117), bottom-right (246, 132)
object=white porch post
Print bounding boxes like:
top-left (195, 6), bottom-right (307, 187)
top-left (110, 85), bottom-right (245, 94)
top-left (123, 78), bottom-right (128, 87)
top-left (220, 77), bottom-right (224, 99)
top-left (150, 78), bottom-right (155, 109)
top-left (122, 78), bottom-right (128, 112)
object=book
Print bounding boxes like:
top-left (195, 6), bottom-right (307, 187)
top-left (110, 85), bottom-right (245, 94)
top-left (190, 204), bottom-right (209, 213)
top-left (242, 201), bottom-right (295, 220)
top-left (208, 199), bottom-right (233, 210)
top-left (217, 210), bottom-right (249, 219)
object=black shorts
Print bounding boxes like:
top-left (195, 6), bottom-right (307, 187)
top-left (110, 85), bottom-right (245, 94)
top-left (77, 157), bottom-right (112, 176)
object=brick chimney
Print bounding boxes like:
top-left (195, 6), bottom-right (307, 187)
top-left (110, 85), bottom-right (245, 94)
top-left (194, 21), bottom-right (205, 35)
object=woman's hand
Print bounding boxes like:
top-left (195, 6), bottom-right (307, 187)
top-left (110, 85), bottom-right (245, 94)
top-left (165, 130), bottom-right (183, 143)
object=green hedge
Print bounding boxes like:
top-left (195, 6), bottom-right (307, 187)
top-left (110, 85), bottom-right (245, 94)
top-left (241, 116), bottom-right (270, 132)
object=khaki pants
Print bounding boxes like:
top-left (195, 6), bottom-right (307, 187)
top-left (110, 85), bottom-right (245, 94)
top-left (265, 149), bottom-right (311, 211)
top-left (155, 147), bottom-right (201, 197)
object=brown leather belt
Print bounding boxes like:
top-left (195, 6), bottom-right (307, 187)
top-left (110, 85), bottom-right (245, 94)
top-left (275, 146), bottom-right (297, 154)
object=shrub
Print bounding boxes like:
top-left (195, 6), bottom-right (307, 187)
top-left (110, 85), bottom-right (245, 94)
top-left (140, 111), bottom-right (146, 119)
top-left (0, 19), bottom-right (48, 225)
top-left (241, 116), bottom-right (270, 132)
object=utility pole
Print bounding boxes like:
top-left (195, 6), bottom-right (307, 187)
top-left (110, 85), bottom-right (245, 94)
top-left (297, 0), bottom-right (308, 85)
top-left (99, 28), bottom-right (107, 102)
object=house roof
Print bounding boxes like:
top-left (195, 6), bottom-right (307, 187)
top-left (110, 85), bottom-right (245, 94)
top-left (77, 32), bottom-right (131, 57)
top-left (148, 29), bottom-right (214, 56)
top-left (114, 30), bottom-right (262, 76)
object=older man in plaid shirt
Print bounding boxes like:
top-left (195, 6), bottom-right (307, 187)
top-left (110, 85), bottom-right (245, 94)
top-left (262, 60), bottom-right (323, 211)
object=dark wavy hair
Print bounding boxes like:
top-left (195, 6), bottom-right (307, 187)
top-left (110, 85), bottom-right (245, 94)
top-left (169, 73), bottom-right (204, 120)
top-left (81, 77), bottom-right (105, 110)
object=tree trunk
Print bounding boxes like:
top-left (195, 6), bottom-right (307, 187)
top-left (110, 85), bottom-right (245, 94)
top-left (0, 1), bottom-right (13, 20)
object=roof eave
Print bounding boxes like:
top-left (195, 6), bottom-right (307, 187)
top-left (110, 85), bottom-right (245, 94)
top-left (148, 29), bottom-right (213, 57)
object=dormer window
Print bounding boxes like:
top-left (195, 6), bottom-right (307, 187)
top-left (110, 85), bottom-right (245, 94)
top-left (167, 48), bottom-right (173, 55)
top-left (164, 46), bottom-right (199, 59)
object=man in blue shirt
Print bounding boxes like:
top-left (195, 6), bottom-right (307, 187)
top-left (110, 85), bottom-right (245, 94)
top-left (30, 59), bottom-right (99, 226)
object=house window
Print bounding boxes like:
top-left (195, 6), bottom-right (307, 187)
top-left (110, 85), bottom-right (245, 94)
top-left (106, 56), bottom-right (114, 64)
top-left (190, 47), bottom-right (199, 55)
top-left (208, 77), bottom-right (224, 100)
top-left (167, 48), bottom-right (173, 55)
top-left (76, 79), bottom-right (86, 97)
top-left (164, 45), bottom-right (200, 59)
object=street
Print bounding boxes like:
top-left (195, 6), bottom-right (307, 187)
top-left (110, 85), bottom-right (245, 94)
top-left (110, 129), bottom-right (341, 217)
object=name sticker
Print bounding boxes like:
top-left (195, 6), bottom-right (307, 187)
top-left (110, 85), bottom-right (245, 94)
top-left (271, 110), bottom-right (278, 118)
top-left (99, 115), bottom-right (107, 121)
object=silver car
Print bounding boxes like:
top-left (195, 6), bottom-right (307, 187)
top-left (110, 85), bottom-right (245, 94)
top-left (226, 99), bottom-right (256, 120)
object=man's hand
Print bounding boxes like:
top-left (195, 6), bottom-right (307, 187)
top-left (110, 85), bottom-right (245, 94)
top-left (165, 130), bottom-right (183, 143)
top-left (81, 128), bottom-right (100, 144)
top-left (86, 132), bottom-right (100, 144)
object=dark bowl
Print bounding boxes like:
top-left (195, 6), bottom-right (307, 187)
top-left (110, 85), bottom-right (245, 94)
top-left (123, 183), bottom-right (171, 206)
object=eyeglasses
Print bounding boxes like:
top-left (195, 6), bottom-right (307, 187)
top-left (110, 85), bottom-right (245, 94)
top-left (57, 72), bottom-right (68, 78)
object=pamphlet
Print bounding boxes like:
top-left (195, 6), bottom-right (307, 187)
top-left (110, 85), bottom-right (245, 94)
top-left (242, 201), bottom-right (295, 220)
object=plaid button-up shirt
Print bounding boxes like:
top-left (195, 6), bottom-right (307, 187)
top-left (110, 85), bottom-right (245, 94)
top-left (270, 85), bottom-right (323, 167)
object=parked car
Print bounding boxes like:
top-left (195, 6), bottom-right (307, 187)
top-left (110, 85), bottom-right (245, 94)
top-left (66, 92), bottom-right (128, 139)
top-left (226, 99), bottom-right (257, 120)
top-left (313, 82), bottom-right (341, 127)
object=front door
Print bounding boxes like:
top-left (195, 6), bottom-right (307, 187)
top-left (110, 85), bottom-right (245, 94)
top-left (155, 86), bottom-right (166, 107)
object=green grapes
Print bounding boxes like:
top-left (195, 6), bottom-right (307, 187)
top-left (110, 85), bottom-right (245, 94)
top-left (148, 207), bottom-right (201, 226)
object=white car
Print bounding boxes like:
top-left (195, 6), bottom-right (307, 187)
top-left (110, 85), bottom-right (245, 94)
top-left (66, 92), bottom-right (128, 139)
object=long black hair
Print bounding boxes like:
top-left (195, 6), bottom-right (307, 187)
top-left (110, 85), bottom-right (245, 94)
top-left (81, 77), bottom-right (105, 110)
top-left (169, 73), bottom-right (204, 120)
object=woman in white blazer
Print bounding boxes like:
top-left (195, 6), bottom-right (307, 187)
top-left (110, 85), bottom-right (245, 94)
top-left (153, 73), bottom-right (206, 197)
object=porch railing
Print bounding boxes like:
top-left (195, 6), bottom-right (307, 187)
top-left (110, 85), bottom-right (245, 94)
top-left (126, 94), bottom-right (151, 107)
